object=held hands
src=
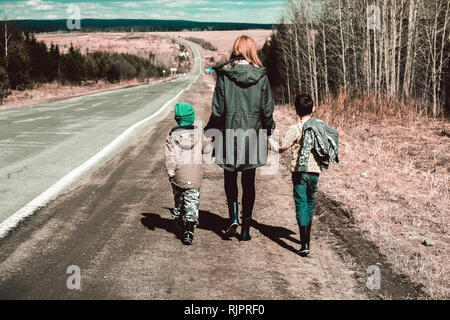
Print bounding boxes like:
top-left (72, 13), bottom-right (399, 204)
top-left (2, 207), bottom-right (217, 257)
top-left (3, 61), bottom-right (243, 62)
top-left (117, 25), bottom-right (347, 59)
top-left (167, 169), bottom-right (175, 179)
top-left (268, 136), bottom-right (279, 153)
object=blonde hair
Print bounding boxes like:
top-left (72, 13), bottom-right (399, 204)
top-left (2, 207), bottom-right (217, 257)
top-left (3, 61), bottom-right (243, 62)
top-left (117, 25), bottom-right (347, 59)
top-left (231, 35), bottom-right (263, 67)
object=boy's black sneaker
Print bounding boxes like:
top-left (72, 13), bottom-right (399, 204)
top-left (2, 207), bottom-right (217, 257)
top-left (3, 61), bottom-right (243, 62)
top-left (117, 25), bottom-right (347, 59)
top-left (183, 221), bottom-right (194, 245)
top-left (298, 243), bottom-right (310, 257)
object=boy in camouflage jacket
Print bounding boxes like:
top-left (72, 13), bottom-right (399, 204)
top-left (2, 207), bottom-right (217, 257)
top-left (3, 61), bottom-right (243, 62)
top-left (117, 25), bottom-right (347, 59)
top-left (165, 102), bottom-right (211, 245)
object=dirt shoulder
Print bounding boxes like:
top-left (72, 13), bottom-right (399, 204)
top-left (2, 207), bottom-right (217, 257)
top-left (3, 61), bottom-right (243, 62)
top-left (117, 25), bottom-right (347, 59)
top-left (0, 75), bottom-right (369, 300)
top-left (274, 105), bottom-right (448, 299)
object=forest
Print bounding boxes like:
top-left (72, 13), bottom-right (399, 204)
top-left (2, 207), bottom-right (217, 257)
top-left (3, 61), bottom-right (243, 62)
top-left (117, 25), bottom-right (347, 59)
top-left (259, 0), bottom-right (450, 118)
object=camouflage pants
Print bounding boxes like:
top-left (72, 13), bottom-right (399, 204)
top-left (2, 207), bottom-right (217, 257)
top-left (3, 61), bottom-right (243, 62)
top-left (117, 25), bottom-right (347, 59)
top-left (171, 184), bottom-right (200, 226)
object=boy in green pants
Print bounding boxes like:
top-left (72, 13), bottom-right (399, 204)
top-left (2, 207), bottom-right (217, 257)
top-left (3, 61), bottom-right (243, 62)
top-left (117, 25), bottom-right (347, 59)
top-left (270, 94), bottom-right (338, 256)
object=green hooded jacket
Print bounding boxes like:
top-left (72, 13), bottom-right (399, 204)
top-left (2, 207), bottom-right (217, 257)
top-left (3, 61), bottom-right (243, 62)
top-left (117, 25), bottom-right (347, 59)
top-left (205, 58), bottom-right (276, 172)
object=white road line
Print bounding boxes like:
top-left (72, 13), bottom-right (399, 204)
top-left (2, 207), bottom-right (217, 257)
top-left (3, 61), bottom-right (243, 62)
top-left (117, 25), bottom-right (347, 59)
top-left (91, 102), bottom-right (103, 107)
top-left (20, 131), bottom-right (78, 135)
top-left (13, 116), bottom-right (52, 124)
top-left (0, 74), bottom-right (200, 239)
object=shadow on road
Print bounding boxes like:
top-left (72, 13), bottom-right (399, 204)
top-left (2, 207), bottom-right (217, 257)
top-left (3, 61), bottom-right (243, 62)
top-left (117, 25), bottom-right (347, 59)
top-left (140, 208), bottom-right (237, 242)
top-left (252, 219), bottom-right (300, 254)
top-left (140, 210), bottom-right (301, 250)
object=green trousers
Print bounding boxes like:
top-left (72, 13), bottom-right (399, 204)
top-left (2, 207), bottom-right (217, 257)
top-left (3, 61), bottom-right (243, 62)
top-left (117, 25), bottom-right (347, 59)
top-left (292, 172), bottom-right (319, 227)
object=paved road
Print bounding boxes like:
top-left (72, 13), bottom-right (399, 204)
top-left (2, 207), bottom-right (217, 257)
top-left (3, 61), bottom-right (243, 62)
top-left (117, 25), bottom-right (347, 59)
top-left (0, 77), bottom-right (367, 300)
top-left (0, 37), bottom-right (201, 226)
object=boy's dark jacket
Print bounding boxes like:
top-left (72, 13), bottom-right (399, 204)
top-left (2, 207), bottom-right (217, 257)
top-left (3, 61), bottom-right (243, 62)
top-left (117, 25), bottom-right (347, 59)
top-left (204, 57), bottom-right (276, 172)
top-left (297, 117), bottom-right (339, 171)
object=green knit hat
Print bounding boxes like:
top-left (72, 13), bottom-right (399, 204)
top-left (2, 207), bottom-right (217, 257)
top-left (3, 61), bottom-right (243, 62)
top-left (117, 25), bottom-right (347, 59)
top-left (174, 102), bottom-right (195, 126)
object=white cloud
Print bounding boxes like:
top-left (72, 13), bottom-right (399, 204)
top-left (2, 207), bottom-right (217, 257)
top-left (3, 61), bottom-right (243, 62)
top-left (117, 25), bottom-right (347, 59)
top-left (80, 3), bottom-right (103, 10)
top-left (141, 0), bottom-right (209, 7)
top-left (197, 8), bottom-right (221, 12)
top-left (26, 0), bottom-right (53, 11)
top-left (101, 13), bottom-right (120, 19)
top-left (118, 3), bottom-right (140, 8)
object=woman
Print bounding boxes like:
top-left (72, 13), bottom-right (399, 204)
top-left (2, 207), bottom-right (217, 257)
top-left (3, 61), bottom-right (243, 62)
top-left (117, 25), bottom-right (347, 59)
top-left (204, 35), bottom-right (276, 241)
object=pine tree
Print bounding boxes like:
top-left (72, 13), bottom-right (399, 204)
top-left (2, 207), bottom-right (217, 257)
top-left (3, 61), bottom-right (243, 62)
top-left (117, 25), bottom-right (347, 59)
top-left (7, 41), bottom-right (31, 90)
top-left (0, 65), bottom-right (11, 104)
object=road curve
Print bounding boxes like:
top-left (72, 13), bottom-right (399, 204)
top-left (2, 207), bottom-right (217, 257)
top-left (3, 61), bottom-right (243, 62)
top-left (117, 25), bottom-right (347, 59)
top-left (0, 37), bottom-right (202, 231)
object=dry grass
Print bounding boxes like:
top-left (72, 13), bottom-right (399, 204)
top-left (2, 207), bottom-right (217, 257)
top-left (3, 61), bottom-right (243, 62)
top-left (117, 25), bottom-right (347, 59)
top-left (0, 77), bottom-right (176, 111)
top-left (36, 32), bottom-right (179, 67)
top-left (273, 93), bottom-right (450, 299)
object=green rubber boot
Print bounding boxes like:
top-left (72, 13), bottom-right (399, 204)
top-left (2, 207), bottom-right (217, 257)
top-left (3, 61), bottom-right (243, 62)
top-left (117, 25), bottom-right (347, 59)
top-left (224, 202), bottom-right (239, 237)
top-left (240, 213), bottom-right (252, 241)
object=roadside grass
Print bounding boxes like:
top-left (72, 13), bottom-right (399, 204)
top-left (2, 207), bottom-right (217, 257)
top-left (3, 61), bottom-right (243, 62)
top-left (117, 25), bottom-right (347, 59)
top-left (273, 92), bottom-right (450, 299)
top-left (0, 77), bottom-right (174, 111)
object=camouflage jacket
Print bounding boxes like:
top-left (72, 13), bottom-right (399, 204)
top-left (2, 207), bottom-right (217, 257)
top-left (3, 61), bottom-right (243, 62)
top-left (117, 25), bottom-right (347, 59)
top-left (269, 120), bottom-right (322, 173)
top-left (297, 117), bottom-right (339, 171)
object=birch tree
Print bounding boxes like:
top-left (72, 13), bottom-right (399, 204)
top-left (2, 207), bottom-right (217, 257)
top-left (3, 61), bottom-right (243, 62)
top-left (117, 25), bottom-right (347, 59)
top-left (264, 0), bottom-right (450, 116)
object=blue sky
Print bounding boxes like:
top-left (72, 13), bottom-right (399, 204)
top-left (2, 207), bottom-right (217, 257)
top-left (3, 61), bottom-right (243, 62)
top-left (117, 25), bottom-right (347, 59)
top-left (0, 0), bottom-right (285, 23)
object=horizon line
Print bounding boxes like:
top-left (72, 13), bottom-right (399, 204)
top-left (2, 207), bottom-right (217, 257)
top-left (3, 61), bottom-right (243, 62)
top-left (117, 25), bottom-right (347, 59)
top-left (5, 18), bottom-right (277, 25)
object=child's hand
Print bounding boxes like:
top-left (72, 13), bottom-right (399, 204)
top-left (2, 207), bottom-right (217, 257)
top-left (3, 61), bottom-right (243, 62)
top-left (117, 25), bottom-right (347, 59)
top-left (167, 169), bottom-right (175, 178)
top-left (268, 137), bottom-right (279, 152)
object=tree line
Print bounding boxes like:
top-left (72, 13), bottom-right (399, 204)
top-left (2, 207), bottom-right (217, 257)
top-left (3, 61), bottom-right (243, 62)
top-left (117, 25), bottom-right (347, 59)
top-left (0, 22), bottom-right (167, 104)
top-left (259, 0), bottom-right (449, 117)
top-left (13, 19), bottom-right (274, 34)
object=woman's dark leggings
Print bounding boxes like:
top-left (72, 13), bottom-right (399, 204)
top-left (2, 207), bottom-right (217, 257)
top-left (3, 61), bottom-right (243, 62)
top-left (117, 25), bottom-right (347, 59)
top-left (224, 169), bottom-right (256, 215)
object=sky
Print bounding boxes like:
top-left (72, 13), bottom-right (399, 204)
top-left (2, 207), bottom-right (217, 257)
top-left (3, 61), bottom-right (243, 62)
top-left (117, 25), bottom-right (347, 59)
top-left (0, 0), bottom-right (285, 24)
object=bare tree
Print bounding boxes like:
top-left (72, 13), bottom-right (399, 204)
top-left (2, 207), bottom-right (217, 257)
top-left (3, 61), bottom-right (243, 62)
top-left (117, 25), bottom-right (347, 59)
top-left (1, 16), bottom-right (12, 67)
top-left (403, 0), bottom-right (418, 97)
top-left (270, 0), bottom-right (449, 116)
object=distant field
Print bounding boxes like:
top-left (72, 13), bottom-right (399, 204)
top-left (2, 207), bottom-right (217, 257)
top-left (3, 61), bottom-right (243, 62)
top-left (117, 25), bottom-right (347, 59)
top-left (35, 32), bottom-right (180, 68)
top-left (164, 29), bottom-right (271, 50)
top-left (162, 29), bottom-right (272, 67)
top-left (35, 30), bottom-right (272, 69)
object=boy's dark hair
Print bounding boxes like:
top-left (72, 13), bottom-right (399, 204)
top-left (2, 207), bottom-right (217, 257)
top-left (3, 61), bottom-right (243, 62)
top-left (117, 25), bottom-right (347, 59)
top-left (295, 94), bottom-right (314, 117)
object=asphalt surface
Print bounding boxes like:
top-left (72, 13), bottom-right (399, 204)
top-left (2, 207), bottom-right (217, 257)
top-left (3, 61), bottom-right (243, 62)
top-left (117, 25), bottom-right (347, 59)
top-left (0, 37), bottom-right (201, 226)
top-left (0, 76), bottom-right (368, 300)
